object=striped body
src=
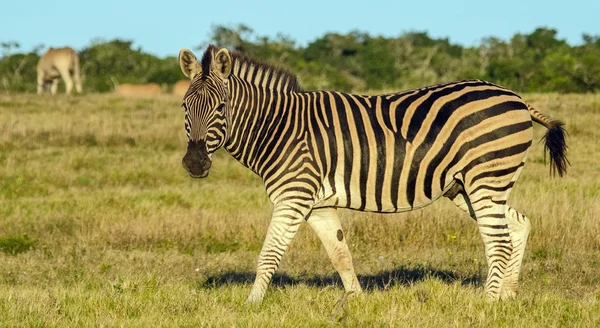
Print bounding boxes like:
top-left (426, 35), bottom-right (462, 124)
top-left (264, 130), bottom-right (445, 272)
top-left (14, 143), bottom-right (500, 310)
top-left (178, 46), bottom-right (567, 305)
top-left (223, 79), bottom-right (531, 213)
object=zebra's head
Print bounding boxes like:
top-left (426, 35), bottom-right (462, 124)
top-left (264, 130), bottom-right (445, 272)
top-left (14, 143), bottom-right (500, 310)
top-left (178, 46), bottom-right (232, 178)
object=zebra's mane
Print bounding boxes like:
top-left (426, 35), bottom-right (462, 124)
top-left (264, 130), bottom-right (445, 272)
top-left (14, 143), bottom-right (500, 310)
top-left (200, 44), bottom-right (302, 92)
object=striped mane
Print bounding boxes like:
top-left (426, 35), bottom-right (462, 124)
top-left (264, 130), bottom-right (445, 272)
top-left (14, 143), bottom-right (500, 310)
top-left (200, 44), bottom-right (302, 92)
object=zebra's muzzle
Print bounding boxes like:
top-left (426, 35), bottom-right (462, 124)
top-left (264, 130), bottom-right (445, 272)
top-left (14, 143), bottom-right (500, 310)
top-left (182, 140), bottom-right (212, 179)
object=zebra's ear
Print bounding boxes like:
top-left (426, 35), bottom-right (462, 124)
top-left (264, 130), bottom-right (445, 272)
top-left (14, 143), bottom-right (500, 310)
top-left (213, 48), bottom-right (232, 79)
top-left (179, 48), bottom-right (201, 79)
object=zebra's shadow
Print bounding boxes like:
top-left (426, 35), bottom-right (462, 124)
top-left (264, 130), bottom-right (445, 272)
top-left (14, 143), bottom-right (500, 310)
top-left (199, 265), bottom-right (481, 291)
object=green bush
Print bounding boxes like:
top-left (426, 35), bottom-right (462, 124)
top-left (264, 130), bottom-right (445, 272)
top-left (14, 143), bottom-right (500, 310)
top-left (0, 234), bottom-right (37, 255)
top-left (2, 26), bottom-right (599, 93)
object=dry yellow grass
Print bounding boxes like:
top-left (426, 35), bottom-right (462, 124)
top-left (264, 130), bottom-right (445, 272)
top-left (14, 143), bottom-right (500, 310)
top-left (0, 92), bottom-right (599, 326)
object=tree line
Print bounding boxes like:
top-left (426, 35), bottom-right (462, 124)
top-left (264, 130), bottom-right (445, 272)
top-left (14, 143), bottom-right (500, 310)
top-left (1, 25), bottom-right (599, 94)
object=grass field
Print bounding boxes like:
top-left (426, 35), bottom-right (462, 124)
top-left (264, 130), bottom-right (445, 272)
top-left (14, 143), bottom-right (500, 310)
top-left (0, 92), bottom-right (599, 327)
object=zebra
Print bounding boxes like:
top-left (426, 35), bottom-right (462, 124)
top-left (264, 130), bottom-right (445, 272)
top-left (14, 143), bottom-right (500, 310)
top-left (177, 45), bottom-right (568, 304)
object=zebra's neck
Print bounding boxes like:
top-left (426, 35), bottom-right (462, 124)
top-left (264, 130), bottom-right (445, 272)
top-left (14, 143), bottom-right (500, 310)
top-left (221, 55), bottom-right (304, 176)
top-left (223, 75), bottom-right (301, 176)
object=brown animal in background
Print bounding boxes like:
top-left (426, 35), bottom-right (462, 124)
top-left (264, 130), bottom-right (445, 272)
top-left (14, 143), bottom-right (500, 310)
top-left (37, 47), bottom-right (82, 95)
top-left (115, 83), bottom-right (162, 96)
top-left (110, 78), bottom-right (162, 96)
top-left (173, 80), bottom-right (190, 97)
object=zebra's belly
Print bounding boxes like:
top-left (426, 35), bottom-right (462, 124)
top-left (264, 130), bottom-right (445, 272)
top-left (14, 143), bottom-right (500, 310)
top-left (313, 178), bottom-right (454, 213)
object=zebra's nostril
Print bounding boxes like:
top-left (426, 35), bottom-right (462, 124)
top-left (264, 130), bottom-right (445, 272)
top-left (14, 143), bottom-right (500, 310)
top-left (182, 155), bottom-right (192, 170)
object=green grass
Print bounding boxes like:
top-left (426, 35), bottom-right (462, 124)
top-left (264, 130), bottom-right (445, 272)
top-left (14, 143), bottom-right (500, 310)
top-left (0, 93), bottom-right (599, 326)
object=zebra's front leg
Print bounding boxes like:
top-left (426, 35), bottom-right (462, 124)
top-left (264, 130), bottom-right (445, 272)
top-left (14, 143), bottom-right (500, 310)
top-left (306, 207), bottom-right (361, 295)
top-left (246, 203), bottom-right (310, 304)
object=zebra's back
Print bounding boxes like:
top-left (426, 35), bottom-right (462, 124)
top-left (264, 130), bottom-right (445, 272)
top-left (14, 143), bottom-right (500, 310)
top-left (307, 80), bottom-right (533, 212)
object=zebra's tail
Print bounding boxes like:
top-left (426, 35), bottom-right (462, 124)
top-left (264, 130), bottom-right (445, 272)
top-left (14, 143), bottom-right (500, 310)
top-left (527, 104), bottom-right (569, 177)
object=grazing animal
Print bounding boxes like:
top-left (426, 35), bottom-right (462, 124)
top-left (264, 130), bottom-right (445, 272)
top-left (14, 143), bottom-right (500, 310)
top-left (111, 79), bottom-right (162, 96)
top-left (36, 47), bottom-right (82, 95)
top-left (178, 45), bottom-right (568, 304)
top-left (173, 79), bottom-right (190, 96)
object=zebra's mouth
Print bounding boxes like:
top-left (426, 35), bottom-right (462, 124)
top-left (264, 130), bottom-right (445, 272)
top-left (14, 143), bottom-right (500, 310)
top-left (182, 140), bottom-right (212, 179)
top-left (188, 170), bottom-right (209, 179)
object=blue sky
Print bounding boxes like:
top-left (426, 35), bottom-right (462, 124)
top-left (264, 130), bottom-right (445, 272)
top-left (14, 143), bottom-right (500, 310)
top-left (3, 0), bottom-right (598, 58)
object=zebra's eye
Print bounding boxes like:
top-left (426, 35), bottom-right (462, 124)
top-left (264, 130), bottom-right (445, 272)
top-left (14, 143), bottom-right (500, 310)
top-left (215, 103), bottom-right (225, 113)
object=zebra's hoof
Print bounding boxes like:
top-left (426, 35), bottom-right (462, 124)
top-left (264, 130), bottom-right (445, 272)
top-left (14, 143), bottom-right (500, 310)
top-left (500, 290), bottom-right (517, 300)
top-left (244, 294), bottom-right (264, 306)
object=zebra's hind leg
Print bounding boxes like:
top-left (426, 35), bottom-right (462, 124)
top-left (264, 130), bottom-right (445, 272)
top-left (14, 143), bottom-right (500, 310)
top-left (501, 206), bottom-right (530, 299)
top-left (444, 183), bottom-right (476, 220)
top-left (444, 182), bottom-right (513, 301)
top-left (306, 207), bottom-right (362, 295)
top-left (470, 196), bottom-right (514, 301)
top-left (498, 162), bottom-right (531, 299)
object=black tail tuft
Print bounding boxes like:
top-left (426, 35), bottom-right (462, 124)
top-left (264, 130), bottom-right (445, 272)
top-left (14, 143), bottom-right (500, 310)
top-left (543, 120), bottom-right (569, 177)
